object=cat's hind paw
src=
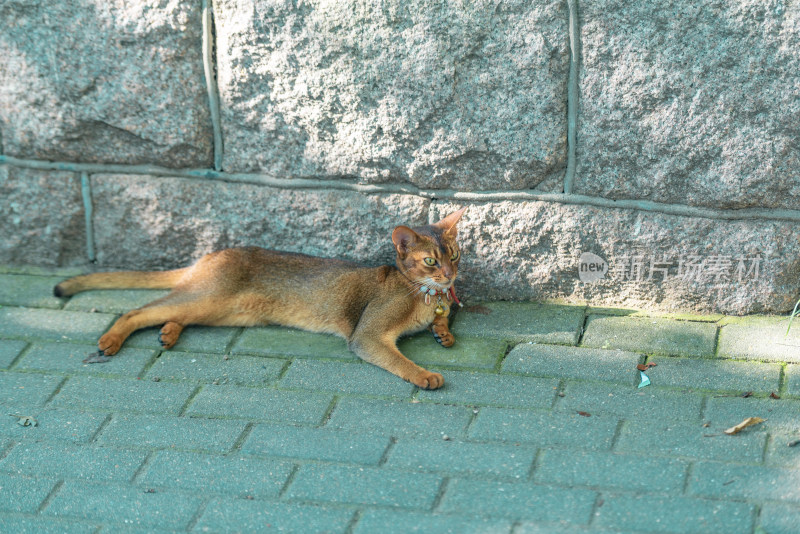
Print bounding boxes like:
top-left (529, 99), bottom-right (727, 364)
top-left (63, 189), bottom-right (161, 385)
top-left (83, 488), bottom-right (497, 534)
top-left (158, 322), bottom-right (183, 350)
top-left (411, 369), bottom-right (444, 390)
top-left (98, 333), bottom-right (123, 356)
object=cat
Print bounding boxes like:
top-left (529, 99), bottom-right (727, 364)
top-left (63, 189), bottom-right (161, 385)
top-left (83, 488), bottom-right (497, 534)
top-left (53, 208), bottom-right (467, 389)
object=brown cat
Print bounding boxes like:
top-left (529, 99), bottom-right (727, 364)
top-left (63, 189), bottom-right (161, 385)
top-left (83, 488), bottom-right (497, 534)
top-left (54, 208), bottom-right (467, 389)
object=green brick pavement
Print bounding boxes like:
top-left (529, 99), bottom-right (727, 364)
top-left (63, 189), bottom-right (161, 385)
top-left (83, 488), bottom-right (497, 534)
top-left (43, 480), bottom-right (203, 530)
top-left (2, 268), bottom-right (799, 533)
top-left (0, 339), bottom-right (27, 369)
top-left (582, 314), bottom-right (717, 357)
top-left (718, 316), bottom-right (800, 363)
top-left (0, 274), bottom-right (66, 309)
top-left (451, 302), bottom-right (585, 345)
top-left (593, 494), bottom-right (755, 534)
top-left (0, 307), bottom-right (114, 344)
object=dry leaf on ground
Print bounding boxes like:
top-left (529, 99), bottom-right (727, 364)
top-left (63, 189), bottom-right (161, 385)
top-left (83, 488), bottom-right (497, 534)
top-left (724, 417), bottom-right (765, 435)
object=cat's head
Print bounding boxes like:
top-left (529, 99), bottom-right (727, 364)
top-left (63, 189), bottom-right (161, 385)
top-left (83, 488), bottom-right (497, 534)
top-left (391, 207), bottom-right (467, 292)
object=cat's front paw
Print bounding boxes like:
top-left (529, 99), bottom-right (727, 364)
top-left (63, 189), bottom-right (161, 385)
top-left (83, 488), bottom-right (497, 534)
top-left (433, 330), bottom-right (455, 347)
top-left (431, 325), bottom-right (455, 348)
top-left (411, 369), bottom-right (444, 390)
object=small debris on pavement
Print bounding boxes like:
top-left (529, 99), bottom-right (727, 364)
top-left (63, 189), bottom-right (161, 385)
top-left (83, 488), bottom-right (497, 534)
top-left (770, 392), bottom-right (781, 399)
top-left (8, 414), bottom-right (37, 427)
top-left (576, 411), bottom-right (591, 417)
top-left (741, 391), bottom-right (753, 398)
top-left (724, 417), bottom-right (765, 435)
top-left (637, 372), bottom-right (650, 389)
top-left (83, 351), bottom-right (112, 364)
top-left (636, 364), bottom-right (648, 371)
top-left (788, 439), bottom-right (800, 447)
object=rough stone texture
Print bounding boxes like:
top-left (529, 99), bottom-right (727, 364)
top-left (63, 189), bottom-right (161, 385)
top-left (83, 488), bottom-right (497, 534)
top-left (0, 166), bottom-right (86, 267)
top-left (213, 0), bottom-right (569, 189)
top-left (0, 0), bottom-right (212, 167)
top-left (432, 201), bottom-right (800, 314)
top-left (91, 174), bottom-right (429, 269)
top-left (576, 0), bottom-right (800, 209)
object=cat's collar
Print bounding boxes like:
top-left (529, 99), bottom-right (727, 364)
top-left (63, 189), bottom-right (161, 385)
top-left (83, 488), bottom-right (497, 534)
top-left (418, 284), bottom-right (463, 308)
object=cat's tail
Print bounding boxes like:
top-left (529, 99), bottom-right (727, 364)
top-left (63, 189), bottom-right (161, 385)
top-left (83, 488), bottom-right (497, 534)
top-left (53, 268), bottom-right (190, 298)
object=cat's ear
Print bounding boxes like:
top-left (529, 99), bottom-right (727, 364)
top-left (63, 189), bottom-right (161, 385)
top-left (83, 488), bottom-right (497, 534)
top-left (433, 206), bottom-right (468, 237)
top-left (392, 226), bottom-right (420, 257)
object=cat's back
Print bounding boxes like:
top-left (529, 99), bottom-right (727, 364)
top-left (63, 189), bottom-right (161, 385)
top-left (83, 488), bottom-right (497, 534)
top-left (195, 246), bottom-right (368, 289)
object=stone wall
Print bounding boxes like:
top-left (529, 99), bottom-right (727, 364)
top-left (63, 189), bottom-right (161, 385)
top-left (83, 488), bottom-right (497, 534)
top-left (1, 0), bottom-right (799, 314)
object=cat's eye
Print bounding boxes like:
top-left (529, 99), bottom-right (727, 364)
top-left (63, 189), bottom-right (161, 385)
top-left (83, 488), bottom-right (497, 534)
top-left (424, 257), bottom-right (436, 266)
top-left (450, 250), bottom-right (460, 261)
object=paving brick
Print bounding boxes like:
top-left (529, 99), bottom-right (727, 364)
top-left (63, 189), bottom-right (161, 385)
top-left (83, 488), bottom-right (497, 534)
top-left (557, 381), bottom-right (704, 422)
top-left (44, 480), bottom-right (202, 530)
top-left (758, 503), bottom-right (800, 534)
top-left (51, 376), bottom-right (195, 415)
top-left (593, 494), bottom-right (755, 534)
top-left (615, 420), bottom-right (767, 463)
top-left (514, 523), bottom-right (638, 534)
top-left (534, 449), bottom-right (687, 492)
top-left (0, 473), bottom-right (58, 513)
top-left (353, 509), bottom-right (513, 534)
top-left (232, 326), bottom-right (355, 359)
top-left (581, 315), bottom-right (717, 358)
top-left (0, 274), bottom-right (65, 309)
top-left (0, 408), bottom-right (107, 443)
top-left (0, 307), bottom-right (114, 344)
top-left (386, 439), bottom-right (536, 478)
top-left (0, 371), bottom-right (62, 410)
top-left (718, 317), bottom-right (800, 363)
top-left (63, 289), bottom-right (170, 314)
top-left (451, 303), bottom-right (585, 345)
top-left (704, 396), bottom-right (800, 432)
top-left (242, 423), bottom-right (390, 464)
top-left (0, 442), bottom-right (145, 481)
top-left (287, 464), bottom-right (442, 509)
top-left (194, 498), bottom-right (354, 533)
top-left (787, 364), bottom-right (800, 398)
top-left (145, 351), bottom-right (285, 385)
top-left (0, 339), bottom-right (26, 369)
top-left (0, 516), bottom-right (97, 534)
top-left (469, 407), bottom-right (618, 450)
top-left (438, 478), bottom-right (596, 523)
top-left (397, 334), bottom-right (507, 370)
top-left (326, 397), bottom-right (473, 438)
top-left (140, 450), bottom-right (293, 498)
top-left (765, 430), bottom-right (800, 467)
top-left (186, 385), bottom-right (333, 424)
top-left (416, 371), bottom-right (558, 408)
top-left (688, 461), bottom-right (800, 502)
top-left (279, 359), bottom-right (415, 398)
top-left (644, 357), bottom-right (781, 393)
top-left (126, 325), bottom-right (240, 354)
top-left (17, 342), bottom-right (155, 378)
top-left (97, 414), bottom-right (246, 452)
top-left (502, 343), bottom-right (641, 385)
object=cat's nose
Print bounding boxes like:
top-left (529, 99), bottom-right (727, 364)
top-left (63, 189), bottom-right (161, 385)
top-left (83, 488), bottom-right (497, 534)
top-left (441, 266), bottom-right (454, 280)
